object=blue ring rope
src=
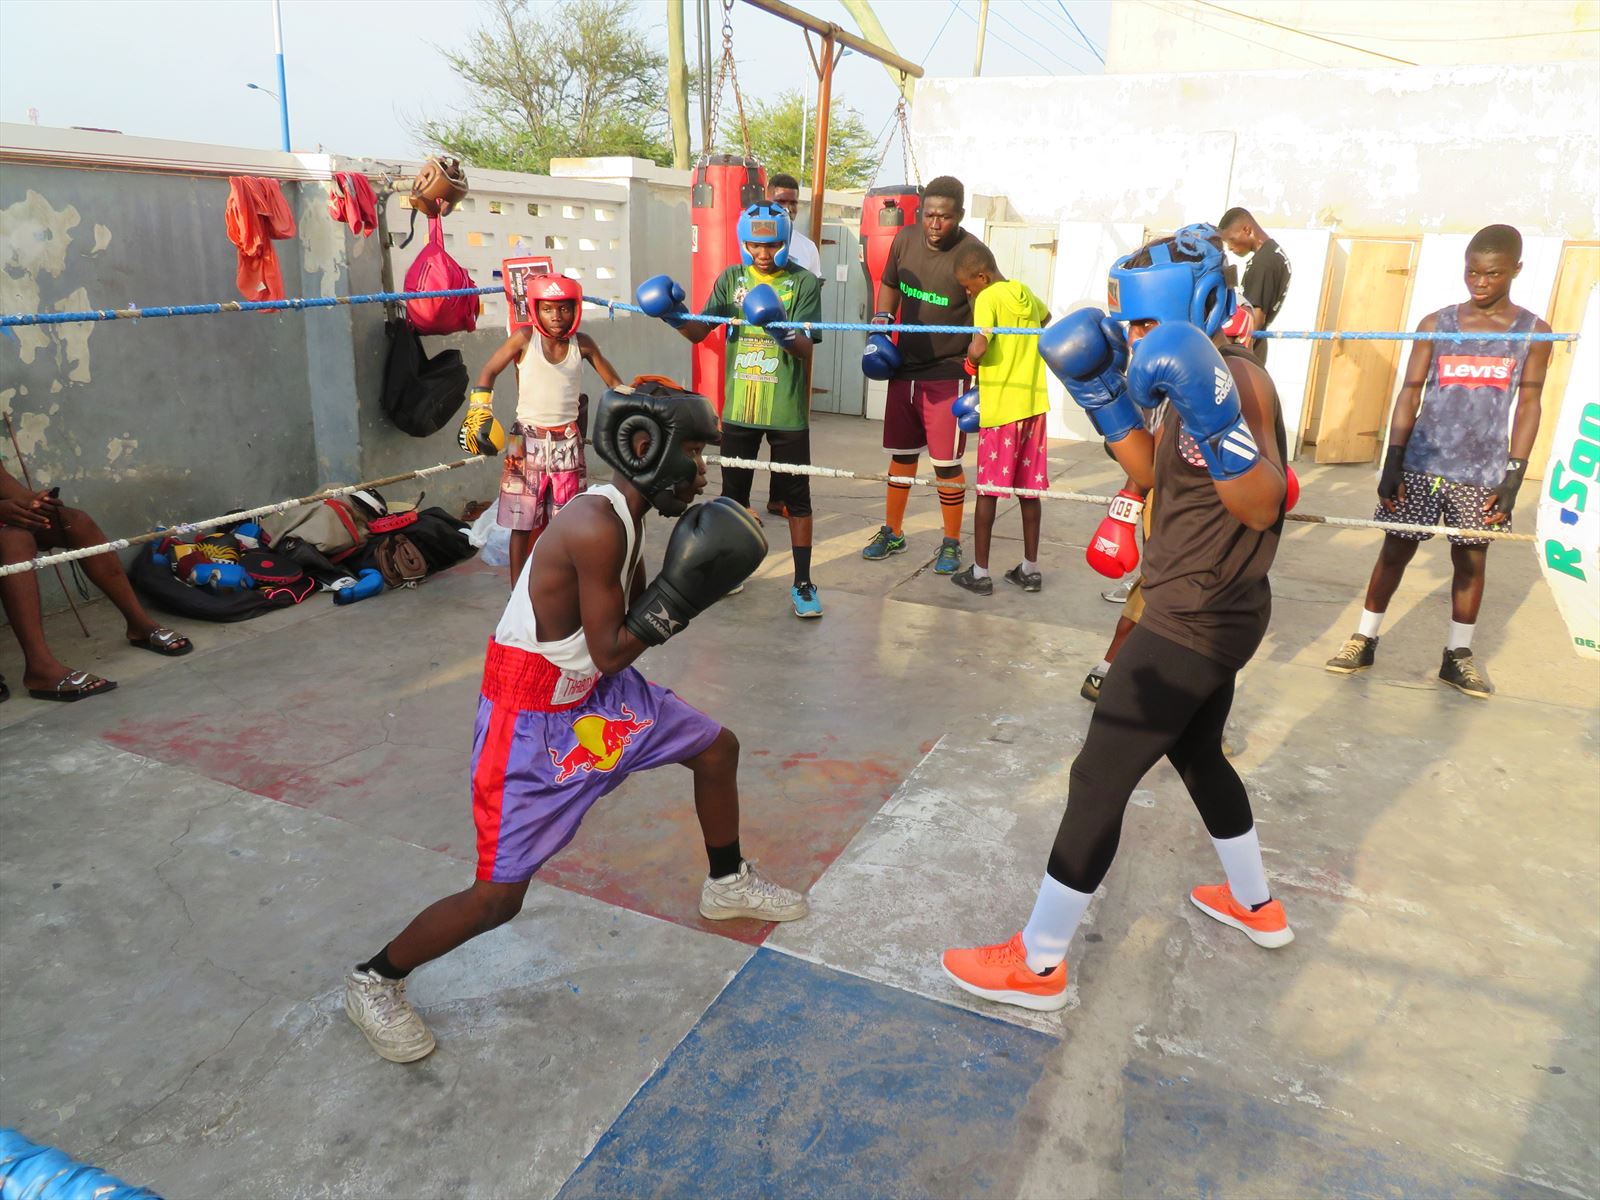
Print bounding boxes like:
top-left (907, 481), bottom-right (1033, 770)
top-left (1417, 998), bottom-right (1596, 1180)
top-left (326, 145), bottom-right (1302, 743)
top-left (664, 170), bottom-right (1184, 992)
top-left (0, 287), bottom-right (1578, 342)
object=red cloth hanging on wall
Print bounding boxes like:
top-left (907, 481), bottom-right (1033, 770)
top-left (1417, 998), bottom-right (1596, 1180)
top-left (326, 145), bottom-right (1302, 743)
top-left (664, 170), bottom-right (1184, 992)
top-left (226, 176), bottom-right (296, 302)
top-left (329, 172), bottom-right (378, 238)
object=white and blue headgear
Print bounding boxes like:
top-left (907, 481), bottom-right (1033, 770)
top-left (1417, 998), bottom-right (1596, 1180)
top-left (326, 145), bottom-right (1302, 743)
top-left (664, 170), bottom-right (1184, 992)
top-left (1107, 222), bottom-right (1238, 337)
top-left (738, 203), bottom-right (792, 268)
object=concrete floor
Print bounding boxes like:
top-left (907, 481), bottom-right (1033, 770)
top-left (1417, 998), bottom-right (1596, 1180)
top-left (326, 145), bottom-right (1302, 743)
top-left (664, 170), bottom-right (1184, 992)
top-left (2, 414), bottom-right (1597, 1199)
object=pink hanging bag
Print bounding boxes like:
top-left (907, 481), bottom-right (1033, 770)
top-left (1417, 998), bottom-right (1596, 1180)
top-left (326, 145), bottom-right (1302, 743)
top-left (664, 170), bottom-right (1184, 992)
top-left (403, 215), bottom-right (478, 335)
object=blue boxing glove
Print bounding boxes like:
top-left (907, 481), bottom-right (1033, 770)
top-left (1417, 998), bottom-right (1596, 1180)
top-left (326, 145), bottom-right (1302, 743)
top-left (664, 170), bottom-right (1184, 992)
top-left (952, 386), bottom-right (981, 433)
top-left (635, 274), bottom-right (689, 328)
top-left (1038, 308), bottom-right (1141, 443)
top-left (1128, 322), bottom-right (1260, 481)
top-left (191, 561), bottom-right (253, 591)
top-left (862, 332), bottom-right (903, 381)
top-left (742, 283), bottom-right (803, 351)
top-left (334, 567), bottom-right (385, 606)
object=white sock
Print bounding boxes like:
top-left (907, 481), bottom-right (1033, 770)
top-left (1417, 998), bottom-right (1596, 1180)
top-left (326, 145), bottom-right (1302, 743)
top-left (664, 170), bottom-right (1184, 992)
top-left (1447, 620), bottom-right (1474, 651)
top-left (1210, 827), bottom-right (1271, 908)
top-left (1091, 658), bottom-right (1111, 677)
top-left (1022, 559), bottom-right (1038, 574)
top-left (1020, 875), bottom-right (1095, 972)
top-left (970, 564), bottom-right (990, 579)
top-left (1357, 608), bottom-right (1385, 639)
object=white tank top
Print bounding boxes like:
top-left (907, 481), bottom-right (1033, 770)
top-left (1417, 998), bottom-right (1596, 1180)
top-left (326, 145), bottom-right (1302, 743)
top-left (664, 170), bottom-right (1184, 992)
top-left (516, 334), bottom-right (584, 428)
top-left (493, 485), bottom-right (642, 674)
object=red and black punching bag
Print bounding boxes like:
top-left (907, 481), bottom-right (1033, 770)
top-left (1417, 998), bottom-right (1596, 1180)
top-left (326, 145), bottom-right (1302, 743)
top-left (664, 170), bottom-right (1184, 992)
top-left (860, 184), bottom-right (922, 304)
top-left (690, 154), bottom-right (767, 410)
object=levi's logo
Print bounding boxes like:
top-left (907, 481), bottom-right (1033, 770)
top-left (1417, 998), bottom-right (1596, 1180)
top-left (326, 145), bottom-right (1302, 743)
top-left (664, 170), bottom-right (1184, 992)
top-left (1438, 355), bottom-right (1514, 389)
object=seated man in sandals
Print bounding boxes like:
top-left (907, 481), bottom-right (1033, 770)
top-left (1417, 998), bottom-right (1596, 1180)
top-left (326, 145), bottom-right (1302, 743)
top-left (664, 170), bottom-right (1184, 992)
top-left (1, 463), bottom-right (192, 702)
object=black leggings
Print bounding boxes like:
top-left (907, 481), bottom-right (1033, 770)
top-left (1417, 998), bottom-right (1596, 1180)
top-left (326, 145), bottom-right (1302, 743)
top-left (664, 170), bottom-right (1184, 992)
top-left (1047, 624), bottom-right (1254, 892)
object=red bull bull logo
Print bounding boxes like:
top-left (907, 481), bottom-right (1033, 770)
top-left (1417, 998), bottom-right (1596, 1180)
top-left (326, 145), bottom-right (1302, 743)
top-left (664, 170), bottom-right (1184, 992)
top-left (548, 704), bottom-right (654, 784)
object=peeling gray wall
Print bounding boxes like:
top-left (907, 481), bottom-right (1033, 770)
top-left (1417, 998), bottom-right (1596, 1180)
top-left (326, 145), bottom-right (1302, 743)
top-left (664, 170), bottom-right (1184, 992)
top-left (1, 167), bottom-right (319, 612)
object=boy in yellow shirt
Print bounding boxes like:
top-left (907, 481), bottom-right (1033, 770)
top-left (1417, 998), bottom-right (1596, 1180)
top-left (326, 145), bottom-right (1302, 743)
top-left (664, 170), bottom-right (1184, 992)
top-left (951, 242), bottom-right (1051, 595)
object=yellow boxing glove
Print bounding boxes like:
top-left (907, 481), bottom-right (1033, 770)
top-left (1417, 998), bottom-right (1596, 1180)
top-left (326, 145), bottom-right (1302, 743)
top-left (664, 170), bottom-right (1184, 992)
top-left (458, 387), bottom-right (506, 456)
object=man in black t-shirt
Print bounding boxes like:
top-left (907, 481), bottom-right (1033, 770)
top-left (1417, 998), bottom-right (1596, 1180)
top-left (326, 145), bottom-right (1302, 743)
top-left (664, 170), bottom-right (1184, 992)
top-left (1219, 208), bottom-right (1291, 366)
top-left (861, 175), bottom-right (989, 576)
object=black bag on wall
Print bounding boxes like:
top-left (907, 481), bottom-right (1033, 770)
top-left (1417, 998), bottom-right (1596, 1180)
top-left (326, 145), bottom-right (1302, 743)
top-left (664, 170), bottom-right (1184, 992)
top-left (380, 319), bottom-right (468, 437)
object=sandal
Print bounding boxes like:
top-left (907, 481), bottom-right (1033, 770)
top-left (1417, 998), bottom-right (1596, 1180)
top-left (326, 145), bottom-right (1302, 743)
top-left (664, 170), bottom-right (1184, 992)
top-left (27, 670), bottom-right (118, 702)
top-left (127, 627), bottom-right (193, 657)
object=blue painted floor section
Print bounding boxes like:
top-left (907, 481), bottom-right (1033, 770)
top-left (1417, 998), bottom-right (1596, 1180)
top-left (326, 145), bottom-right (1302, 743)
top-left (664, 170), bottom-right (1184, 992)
top-left (558, 949), bottom-right (1059, 1199)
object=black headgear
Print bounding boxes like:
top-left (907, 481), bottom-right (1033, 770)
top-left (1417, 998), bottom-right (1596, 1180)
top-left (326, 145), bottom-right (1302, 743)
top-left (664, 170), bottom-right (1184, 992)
top-left (592, 381), bottom-right (720, 516)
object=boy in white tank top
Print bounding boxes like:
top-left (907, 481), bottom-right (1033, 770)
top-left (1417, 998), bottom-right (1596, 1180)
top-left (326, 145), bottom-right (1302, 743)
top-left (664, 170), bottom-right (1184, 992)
top-left (470, 274), bottom-right (622, 583)
top-left (343, 386), bottom-right (809, 1064)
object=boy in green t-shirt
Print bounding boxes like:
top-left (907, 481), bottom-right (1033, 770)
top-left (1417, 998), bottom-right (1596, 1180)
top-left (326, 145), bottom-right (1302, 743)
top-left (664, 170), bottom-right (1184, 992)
top-left (950, 241), bottom-right (1052, 595)
top-left (639, 203), bottom-right (825, 618)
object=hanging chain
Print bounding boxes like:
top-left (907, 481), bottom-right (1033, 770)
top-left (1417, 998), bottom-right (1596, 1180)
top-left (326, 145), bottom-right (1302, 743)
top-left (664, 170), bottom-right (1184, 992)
top-left (705, 0), bottom-right (752, 159)
top-left (898, 88), bottom-right (921, 186)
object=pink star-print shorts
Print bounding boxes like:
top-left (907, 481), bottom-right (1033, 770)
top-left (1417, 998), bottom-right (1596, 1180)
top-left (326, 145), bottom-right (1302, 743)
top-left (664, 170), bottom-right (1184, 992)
top-left (976, 413), bottom-right (1050, 496)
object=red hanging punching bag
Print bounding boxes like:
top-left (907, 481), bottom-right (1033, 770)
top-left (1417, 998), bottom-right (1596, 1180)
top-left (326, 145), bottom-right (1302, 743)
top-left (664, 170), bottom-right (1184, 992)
top-left (860, 184), bottom-right (922, 305)
top-left (691, 154), bottom-right (767, 410)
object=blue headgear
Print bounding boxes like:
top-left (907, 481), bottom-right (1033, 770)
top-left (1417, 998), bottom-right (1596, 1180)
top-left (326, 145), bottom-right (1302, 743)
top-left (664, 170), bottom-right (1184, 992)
top-left (738, 203), bottom-right (792, 269)
top-left (1107, 222), bottom-right (1238, 337)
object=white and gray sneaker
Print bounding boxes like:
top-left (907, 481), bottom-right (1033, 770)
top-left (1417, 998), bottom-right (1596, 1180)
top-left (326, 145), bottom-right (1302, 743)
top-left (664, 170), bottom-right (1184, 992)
top-left (344, 968), bottom-right (436, 1063)
top-left (699, 861), bottom-right (809, 922)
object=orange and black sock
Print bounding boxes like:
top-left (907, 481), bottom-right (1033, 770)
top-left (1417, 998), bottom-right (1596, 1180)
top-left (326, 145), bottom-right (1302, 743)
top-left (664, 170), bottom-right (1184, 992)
top-left (938, 471), bottom-right (966, 541)
top-left (885, 460), bottom-right (916, 534)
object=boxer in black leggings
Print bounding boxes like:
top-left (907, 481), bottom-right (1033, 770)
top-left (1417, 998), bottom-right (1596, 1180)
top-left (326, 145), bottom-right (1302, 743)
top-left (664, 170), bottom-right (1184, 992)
top-left (943, 224), bottom-right (1295, 1012)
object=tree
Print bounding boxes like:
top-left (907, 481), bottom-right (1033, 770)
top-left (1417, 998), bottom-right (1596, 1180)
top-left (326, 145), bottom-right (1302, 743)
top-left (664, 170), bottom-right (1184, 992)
top-left (417, 0), bottom-right (673, 174)
top-left (719, 90), bottom-right (879, 191)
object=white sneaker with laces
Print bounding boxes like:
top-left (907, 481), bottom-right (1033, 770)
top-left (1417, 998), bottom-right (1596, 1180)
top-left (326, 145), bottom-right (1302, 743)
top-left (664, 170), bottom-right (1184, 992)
top-left (699, 860), bottom-right (809, 922)
top-left (344, 968), bottom-right (436, 1063)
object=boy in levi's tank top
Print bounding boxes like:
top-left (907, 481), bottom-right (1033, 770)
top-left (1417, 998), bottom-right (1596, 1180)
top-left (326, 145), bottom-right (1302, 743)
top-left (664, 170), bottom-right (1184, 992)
top-left (475, 289), bottom-right (623, 583)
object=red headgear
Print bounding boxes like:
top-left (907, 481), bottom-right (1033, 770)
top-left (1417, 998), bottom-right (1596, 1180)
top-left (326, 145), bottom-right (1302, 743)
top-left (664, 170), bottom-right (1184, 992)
top-left (527, 273), bottom-right (584, 339)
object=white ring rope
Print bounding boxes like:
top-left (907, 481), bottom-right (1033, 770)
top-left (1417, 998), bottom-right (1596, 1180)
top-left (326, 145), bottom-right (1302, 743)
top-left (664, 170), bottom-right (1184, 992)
top-left (707, 455), bottom-right (1537, 543)
top-left (0, 456), bottom-right (495, 578)
top-left (0, 449), bottom-right (1534, 579)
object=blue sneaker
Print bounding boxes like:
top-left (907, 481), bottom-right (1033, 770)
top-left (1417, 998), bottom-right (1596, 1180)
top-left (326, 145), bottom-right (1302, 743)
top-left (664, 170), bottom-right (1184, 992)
top-left (791, 581), bottom-right (823, 619)
top-left (862, 525), bottom-right (907, 561)
top-left (934, 537), bottom-right (962, 575)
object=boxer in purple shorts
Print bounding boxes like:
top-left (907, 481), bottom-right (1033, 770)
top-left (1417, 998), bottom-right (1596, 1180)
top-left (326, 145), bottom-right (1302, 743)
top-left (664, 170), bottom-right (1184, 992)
top-left (344, 383), bottom-right (809, 1063)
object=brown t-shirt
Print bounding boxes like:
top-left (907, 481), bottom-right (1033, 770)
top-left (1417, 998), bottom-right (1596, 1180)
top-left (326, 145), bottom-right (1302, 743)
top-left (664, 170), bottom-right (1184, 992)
top-left (880, 225), bottom-right (984, 381)
top-left (1138, 344), bottom-right (1287, 670)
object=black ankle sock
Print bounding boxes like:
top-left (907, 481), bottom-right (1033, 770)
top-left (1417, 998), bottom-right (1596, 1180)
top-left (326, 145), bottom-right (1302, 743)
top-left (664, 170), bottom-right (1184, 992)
top-left (792, 546), bottom-right (812, 587)
top-left (1249, 898), bottom-right (1272, 913)
top-left (358, 944), bottom-right (410, 981)
top-left (706, 839), bottom-right (743, 880)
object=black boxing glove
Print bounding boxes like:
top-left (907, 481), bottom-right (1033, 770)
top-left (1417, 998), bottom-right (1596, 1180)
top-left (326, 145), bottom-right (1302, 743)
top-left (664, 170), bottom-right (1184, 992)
top-left (1487, 457), bottom-right (1528, 520)
top-left (625, 498), bottom-right (767, 645)
top-left (1377, 444), bottom-right (1406, 503)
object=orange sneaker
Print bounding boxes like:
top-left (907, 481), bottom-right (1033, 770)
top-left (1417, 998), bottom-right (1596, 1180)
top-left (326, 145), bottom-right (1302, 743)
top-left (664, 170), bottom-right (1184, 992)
top-left (1190, 883), bottom-right (1294, 948)
top-left (941, 932), bottom-right (1069, 1012)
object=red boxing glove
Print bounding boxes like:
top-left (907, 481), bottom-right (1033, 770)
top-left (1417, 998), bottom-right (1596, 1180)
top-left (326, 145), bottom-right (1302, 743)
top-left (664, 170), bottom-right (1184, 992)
top-left (1285, 464), bottom-right (1300, 513)
top-left (1222, 304), bottom-right (1252, 340)
top-left (1086, 488), bottom-right (1143, 579)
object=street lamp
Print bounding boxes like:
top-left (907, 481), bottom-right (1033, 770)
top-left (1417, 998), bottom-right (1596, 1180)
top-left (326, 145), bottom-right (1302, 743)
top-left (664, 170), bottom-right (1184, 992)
top-left (246, 83), bottom-right (279, 100)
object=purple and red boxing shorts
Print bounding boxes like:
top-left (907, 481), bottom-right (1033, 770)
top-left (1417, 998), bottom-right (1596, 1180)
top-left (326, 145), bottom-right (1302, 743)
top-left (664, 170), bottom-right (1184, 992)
top-left (471, 639), bottom-right (721, 883)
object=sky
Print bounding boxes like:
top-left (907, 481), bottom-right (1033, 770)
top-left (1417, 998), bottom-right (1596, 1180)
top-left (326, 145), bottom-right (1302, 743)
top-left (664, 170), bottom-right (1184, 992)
top-left (0, 0), bottom-right (1111, 165)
